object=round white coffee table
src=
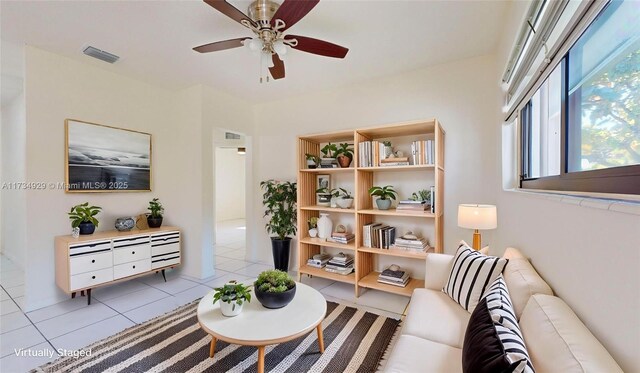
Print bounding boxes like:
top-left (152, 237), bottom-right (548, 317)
top-left (197, 282), bottom-right (327, 373)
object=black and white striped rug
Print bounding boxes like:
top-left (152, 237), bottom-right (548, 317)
top-left (34, 300), bottom-right (400, 373)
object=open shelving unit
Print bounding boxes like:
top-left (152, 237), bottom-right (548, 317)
top-left (296, 119), bottom-right (445, 297)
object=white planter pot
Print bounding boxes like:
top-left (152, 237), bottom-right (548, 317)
top-left (336, 198), bottom-right (354, 209)
top-left (309, 228), bottom-right (318, 238)
top-left (220, 300), bottom-right (244, 317)
top-left (330, 196), bottom-right (338, 208)
top-left (317, 213), bottom-right (333, 239)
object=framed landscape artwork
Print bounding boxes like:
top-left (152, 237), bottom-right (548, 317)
top-left (65, 119), bottom-right (152, 192)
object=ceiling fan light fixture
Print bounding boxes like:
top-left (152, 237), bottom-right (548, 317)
top-left (273, 40), bottom-right (287, 56)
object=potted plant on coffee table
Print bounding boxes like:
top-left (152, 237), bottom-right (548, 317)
top-left (254, 270), bottom-right (296, 309)
top-left (147, 198), bottom-right (164, 228)
top-left (336, 188), bottom-right (354, 209)
top-left (335, 143), bottom-right (354, 168)
top-left (369, 185), bottom-right (397, 210)
top-left (68, 202), bottom-right (101, 235)
top-left (213, 280), bottom-right (252, 317)
top-left (260, 179), bottom-right (297, 271)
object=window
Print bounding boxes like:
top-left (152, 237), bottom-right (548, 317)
top-left (520, 0), bottom-right (640, 195)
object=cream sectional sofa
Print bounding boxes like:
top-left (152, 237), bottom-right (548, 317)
top-left (383, 248), bottom-right (623, 372)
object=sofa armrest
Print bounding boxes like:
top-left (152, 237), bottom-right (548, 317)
top-left (424, 253), bottom-right (454, 290)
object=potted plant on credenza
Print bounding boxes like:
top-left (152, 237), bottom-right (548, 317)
top-left (147, 198), bottom-right (164, 228)
top-left (260, 179), bottom-right (297, 271)
top-left (68, 202), bottom-right (102, 235)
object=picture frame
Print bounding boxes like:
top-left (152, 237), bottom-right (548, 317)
top-left (316, 174), bottom-right (331, 206)
top-left (65, 119), bottom-right (152, 193)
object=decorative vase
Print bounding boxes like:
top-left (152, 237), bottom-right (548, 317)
top-left (376, 198), bottom-right (392, 210)
top-left (337, 155), bottom-right (352, 168)
top-left (78, 222), bottom-right (96, 235)
top-left (147, 216), bottom-right (163, 228)
top-left (384, 146), bottom-right (393, 159)
top-left (336, 198), bottom-right (354, 209)
top-left (271, 237), bottom-right (291, 271)
top-left (317, 193), bottom-right (332, 207)
top-left (219, 300), bottom-right (244, 317)
top-left (115, 217), bottom-right (135, 232)
top-left (309, 228), bottom-right (318, 238)
top-left (255, 285), bottom-right (296, 309)
top-left (317, 213), bottom-right (333, 239)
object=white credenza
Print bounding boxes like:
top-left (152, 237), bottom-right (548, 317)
top-left (55, 226), bottom-right (181, 304)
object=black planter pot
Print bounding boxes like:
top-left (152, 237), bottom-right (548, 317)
top-left (255, 284), bottom-right (296, 309)
top-left (271, 237), bottom-right (291, 271)
top-left (147, 216), bottom-right (163, 228)
top-left (78, 222), bottom-right (96, 235)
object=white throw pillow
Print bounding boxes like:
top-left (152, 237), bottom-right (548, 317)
top-left (442, 242), bottom-right (508, 313)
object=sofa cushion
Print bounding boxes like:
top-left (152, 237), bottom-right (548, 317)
top-left (503, 256), bottom-right (553, 320)
top-left (443, 243), bottom-right (508, 313)
top-left (519, 294), bottom-right (623, 373)
top-left (463, 297), bottom-right (534, 373)
top-left (403, 289), bottom-right (470, 348)
top-left (383, 334), bottom-right (462, 373)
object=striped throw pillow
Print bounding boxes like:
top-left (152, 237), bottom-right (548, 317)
top-left (443, 242), bottom-right (508, 313)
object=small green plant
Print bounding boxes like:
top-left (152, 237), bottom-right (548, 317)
top-left (308, 216), bottom-right (319, 229)
top-left (368, 185), bottom-right (397, 200)
top-left (316, 187), bottom-right (340, 196)
top-left (255, 270), bottom-right (296, 293)
top-left (409, 189), bottom-right (431, 202)
top-left (335, 143), bottom-right (354, 160)
top-left (305, 153), bottom-right (320, 165)
top-left (261, 180), bottom-right (297, 240)
top-left (321, 143), bottom-right (338, 158)
top-left (68, 202), bottom-right (101, 228)
top-left (148, 198), bottom-right (164, 218)
top-left (337, 188), bottom-right (353, 199)
top-left (213, 281), bottom-right (252, 309)
top-left (382, 141), bottom-right (392, 147)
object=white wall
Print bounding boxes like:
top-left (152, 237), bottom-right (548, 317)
top-left (493, 3), bottom-right (640, 371)
top-left (215, 147), bottom-right (246, 222)
top-left (250, 54), bottom-right (501, 270)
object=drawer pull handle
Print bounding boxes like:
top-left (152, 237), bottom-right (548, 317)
top-left (133, 265), bottom-right (136, 269)
top-left (132, 251), bottom-right (136, 255)
top-left (92, 276), bottom-right (96, 279)
top-left (92, 260), bottom-right (95, 263)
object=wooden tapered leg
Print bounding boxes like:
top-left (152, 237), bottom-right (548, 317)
top-left (257, 346), bottom-right (265, 373)
top-left (71, 292), bottom-right (76, 299)
top-left (209, 337), bottom-right (217, 358)
top-left (317, 324), bottom-right (325, 353)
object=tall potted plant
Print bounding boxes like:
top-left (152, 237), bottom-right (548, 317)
top-left (147, 198), bottom-right (164, 228)
top-left (68, 202), bottom-right (101, 235)
top-left (260, 180), bottom-right (297, 271)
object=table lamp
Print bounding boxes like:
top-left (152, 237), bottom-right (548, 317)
top-left (457, 204), bottom-right (497, 250)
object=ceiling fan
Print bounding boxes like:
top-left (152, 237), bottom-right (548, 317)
top-left (193, 0), bottom-right (349, 82)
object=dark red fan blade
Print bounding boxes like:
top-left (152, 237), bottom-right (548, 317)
top-left (204, 0), bottom-right (256, 28)
top-left (193, 37), bottom-right (250, 53)
top-left (285, 35), bottom-right (348, 58)
top-left (271, 0), bottom-right (319, 31)
top-left (269, 54), bottom-right (286, 80)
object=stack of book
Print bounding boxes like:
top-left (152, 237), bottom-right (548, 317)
top-left (392, 236), bottom-right (430, 253)
top-left (378, 266), bottom-right (410, 287)
top-left (307, 253), bottom-right (332, 268)
top-left (324, 253), bottom-right (354, 275)
top-left (380, 157), bottom-right (410, 167)
top-left (411, 140), bottom-right (435, 165)
top-left (396, 200), bottom-right (430, 212)
top-left (320, 158), bottom-right (339, 168)
top-left (329, 231), bottom-right (355, 244)
top-left (363, 223), bottom-right (396, 249)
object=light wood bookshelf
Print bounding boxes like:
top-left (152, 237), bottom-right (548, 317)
top-left (296, 119), bottom-right (445, 298)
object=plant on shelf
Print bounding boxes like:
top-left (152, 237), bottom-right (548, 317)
top-left (316, 187), bottom-right (339, 207)
top-left (336, 188), bottom-right (354, 209)
top-left (68, 202), bottom-right (101, 235)
top-left (254, 269), bottom-right (297, 309)
top-left (335, 143), bottom-right (354, 168)
top-left (321, 143), bottom-right (338, 159)
top-left (213, 280), bottom-right (252, 317)
top-left (261, 179), bottom-right (297, 271)
top-left (308, 217), bottom-right (319, 238)
top-left (147, 198), bottom-right (164, 228)
top-left (368, 185), bottom-right (397, 210)
top-left (409, 189), bottom-right (431, 202)
top-left (305, 153), bottom-right (321, 169)
top-left (382, 141), bottom-right (393, 158)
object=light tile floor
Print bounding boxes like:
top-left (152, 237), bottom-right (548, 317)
top-left (0, 219), bottom-right (409, 372)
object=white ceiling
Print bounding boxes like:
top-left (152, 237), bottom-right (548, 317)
top-left (1, 0), bottom-right (509, 103)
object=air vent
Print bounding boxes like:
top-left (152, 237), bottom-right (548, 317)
top-left (225, 132), bottom-right (241, 140)
top-left (82, 46), bottom-right (119, 64)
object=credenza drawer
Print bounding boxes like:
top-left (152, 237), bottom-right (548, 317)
top-left (70, 251), bottom-right (113, 275)
top-left (113, 235), bottom-right (150, 248)
top-left (70, 267), bottom-right (113, 291)
top-left (113, 244), bottom-right (151, 265)
top-left (113, 259), bottom-right (151, 280)
top-left (69, 240), bottom-right (112, 256)
top-left (151, 242), bottom-right (180, 257)
top-left (152, 253), bottom-right (181, 269)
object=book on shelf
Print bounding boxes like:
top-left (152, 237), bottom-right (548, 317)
top-left (329, 232), bottom-right (355, 244)
top-left (396, 204), bottom-right (430, 212)
top-left (429, 186), bottom-right (435, 214)
top-left (307, 253), bottom-right (332, 268)
top-left (362, 223), bottom-right (396, 249)
top-left (411, 140), bottom-right (435, 165)
top-left (324, 266), bottom-right (354, 275)
top-left (377, 266), bottom-right (410, 287)
top-left (324, 253), bottom-right (354, 275)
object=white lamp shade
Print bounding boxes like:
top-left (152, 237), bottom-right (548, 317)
top-left (458, 204), bottom-right (497, 230)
